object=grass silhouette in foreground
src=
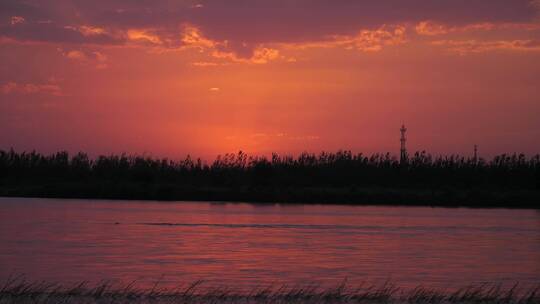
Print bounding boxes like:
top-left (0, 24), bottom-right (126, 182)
top-left (0, 278), bottom-right (538, 304)
top-left (1, 149), bottom-right (539, 208)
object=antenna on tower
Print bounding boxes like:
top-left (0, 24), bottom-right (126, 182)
top-left (473, 144), bottom-right (478, 163)
top-left (400, 124), bottom-right (407, 164)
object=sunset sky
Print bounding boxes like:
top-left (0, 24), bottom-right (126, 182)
top-left (1, 0), bottom-right (539, 159)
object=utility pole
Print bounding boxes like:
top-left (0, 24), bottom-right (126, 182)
top-left (400, 124), bottom-right (407, 164)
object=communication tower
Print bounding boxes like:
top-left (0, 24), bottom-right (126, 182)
top-left (400, 124), bottom-right (407, 164)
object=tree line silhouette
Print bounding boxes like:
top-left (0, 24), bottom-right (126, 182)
top-left (1, 149), bottom-right (539, 207)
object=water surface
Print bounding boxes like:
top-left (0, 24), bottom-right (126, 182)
top-left (0, 197), bottom-right (539, 289)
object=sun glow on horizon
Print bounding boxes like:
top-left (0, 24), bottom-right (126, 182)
top-left (1, 1), bottom-right (540, 157)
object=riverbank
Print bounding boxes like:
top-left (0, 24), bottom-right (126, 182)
top-left (0, 280), bottom-right (538, 304)
top-left (1, 183), bottom-right (539, 209)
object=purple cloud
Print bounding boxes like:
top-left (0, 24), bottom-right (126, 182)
top-left (0, 0), bottom-right (537, 46)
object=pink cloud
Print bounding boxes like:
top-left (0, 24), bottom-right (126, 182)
top-left (1, 81), bottom-right (63, 96)
top-left (10, 16), bottom-right (25, 26)
top-left (1, 82), bottom-right (17, 94)
top-left (64, 25), bottom-right (108, 37)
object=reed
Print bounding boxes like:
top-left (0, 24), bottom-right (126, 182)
top-left (1, 149), bottom-right (539, 208)
top-left (0, 277), bottom-right (538, 304)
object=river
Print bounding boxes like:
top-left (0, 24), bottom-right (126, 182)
top-left (0, 197), bottom-right (538, 290)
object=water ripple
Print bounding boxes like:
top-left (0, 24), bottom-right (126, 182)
top-left (137, 222), bottom-right (535, 233)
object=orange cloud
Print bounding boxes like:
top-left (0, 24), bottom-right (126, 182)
top-left (64, 50), bottom-right (88, 60)
top-left (210, 46), bottom-right (281, 64)
top-left (250, 47), bottom-right (280, 64)
top-left (414, 20), bottom-right (539, 36)
top-left (181, 25), bottom-right (219, 50)
top-left (79, 25), bottom-right (107, 36)
top-left (127, 29), bottom-right (163, 45)
top-left (282, 25), bottom-right (406, 52)
top-left (460, 23), bottom-right (497, 31)
top-left (93, 51), bottom-right (108, 69)
top-left (181, 25), bottom-right (282, 64)
top-left (191, 62), bottom-right (220, 67)
top-left (58, 48), bottom-right (109, 69)
top-left (432, 39), bottom-right (540, 54)
top-left (351, 25), bottom-right (406, 52)
top-left (415, 20), bottom-right (540, 54)
top-left (498, 23), bottom-right (540, 30)
top-left (188, 25), bottom-right (406, 64)
top-left (415, 21), bottom-right (449, 36)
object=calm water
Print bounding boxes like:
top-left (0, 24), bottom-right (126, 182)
top-left (0, 197), bottom-right (539, 290)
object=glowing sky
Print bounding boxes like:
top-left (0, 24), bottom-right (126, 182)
top-left (1, 0), bottom-right (540, 158)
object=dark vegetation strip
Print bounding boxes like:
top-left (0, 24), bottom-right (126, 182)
top-left (1, 149), bottom-right (539, 208)
top-left (0, 278), bottom-right (538, 304)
